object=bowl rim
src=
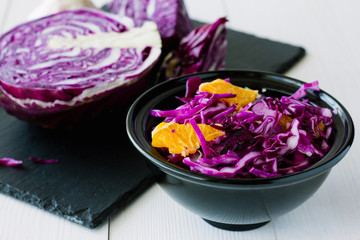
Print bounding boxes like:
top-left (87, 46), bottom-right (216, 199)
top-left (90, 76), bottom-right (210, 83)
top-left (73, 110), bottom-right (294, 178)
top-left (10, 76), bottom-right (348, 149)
top-left (126, 70), bottom-right (355, 186)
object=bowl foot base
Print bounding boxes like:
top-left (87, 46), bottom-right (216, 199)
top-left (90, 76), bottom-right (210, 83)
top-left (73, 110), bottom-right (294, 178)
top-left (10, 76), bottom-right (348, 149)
top-left (202, 219), bottom-right (270, 231)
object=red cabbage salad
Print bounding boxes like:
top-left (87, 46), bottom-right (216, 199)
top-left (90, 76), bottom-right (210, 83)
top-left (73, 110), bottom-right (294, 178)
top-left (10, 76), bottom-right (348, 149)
top-left (150, 77), bottom-right (335, 178)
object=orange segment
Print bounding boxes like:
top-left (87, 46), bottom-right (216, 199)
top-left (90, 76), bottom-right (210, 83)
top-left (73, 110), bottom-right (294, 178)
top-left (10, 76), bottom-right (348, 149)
top-left (279, 114), bottom-right (293, 132)
top-left (314, 121), bottom-right (325, 138)
top-left (278, 115), bottom-right (325, 137)
top-left (198, 78), bottom-right (258, 111)
top-left (152, 122), bottom-right (225, 157)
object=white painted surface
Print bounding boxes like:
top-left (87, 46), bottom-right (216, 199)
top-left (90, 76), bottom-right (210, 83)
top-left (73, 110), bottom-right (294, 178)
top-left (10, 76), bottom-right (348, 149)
top-left (0, 0), bottom-right (359, 239)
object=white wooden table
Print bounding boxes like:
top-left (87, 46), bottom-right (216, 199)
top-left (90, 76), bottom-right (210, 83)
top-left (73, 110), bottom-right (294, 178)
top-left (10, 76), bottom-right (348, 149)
top-left (0, 0), bottom-right (359, 239)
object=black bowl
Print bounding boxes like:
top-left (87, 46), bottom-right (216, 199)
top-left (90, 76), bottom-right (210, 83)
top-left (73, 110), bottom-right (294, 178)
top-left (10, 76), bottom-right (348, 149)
top-left (126, 70), bottom-right (354, 231)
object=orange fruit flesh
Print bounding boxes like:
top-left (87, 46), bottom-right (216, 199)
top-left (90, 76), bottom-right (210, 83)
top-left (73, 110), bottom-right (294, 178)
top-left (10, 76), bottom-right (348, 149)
top-left (279, 114), bottom-right (293, 132)
top-left (278, 115), bottom-right (325, 137)
top-left (315, 121), bottom-right (326, 138)
top-left (152, 122), bottom-right (225, 157)
top-left (198, 79), bottom-right (258, 111)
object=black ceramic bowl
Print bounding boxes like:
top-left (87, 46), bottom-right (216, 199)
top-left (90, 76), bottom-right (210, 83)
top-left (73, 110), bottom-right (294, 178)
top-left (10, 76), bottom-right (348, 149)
top-left (126, 70), bottom-right (354, 231)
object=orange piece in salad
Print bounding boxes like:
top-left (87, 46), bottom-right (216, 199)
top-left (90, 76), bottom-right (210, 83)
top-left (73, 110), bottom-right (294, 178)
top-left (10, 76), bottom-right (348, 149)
top-left (198, 78), bottom-right (258, 111)
top-left (152, 122), bottom-right (225, 157)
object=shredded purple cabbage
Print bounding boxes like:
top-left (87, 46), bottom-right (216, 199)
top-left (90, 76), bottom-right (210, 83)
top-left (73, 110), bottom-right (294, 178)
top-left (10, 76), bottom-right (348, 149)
top-left (28, 157), bottom-right (59, 163)
top-left (0, 158), bottom-right (23, 167)
top-left (158, 18), bottom-right (227, 82)
top-left (151, 78), bottom-right (335, 178)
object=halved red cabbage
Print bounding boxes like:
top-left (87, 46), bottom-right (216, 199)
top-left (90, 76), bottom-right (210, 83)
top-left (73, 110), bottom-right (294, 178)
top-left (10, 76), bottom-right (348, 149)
top-left (158, 18), bottom-right (227, 82)
top-left (0, 8), bottom-right (161, 128)
top-left (106, 0), bottom-right (193, 50)
top-left (151, 79), bottom-right (335, 178)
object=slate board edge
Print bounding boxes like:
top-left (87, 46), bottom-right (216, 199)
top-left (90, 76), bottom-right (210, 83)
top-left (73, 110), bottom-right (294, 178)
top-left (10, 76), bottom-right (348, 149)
top-left (226, 44), bottom-right (306, 74)
top-left (89, 174), bottom-right (155, 229)
top-left (0, 173), bottom-right (155, 228)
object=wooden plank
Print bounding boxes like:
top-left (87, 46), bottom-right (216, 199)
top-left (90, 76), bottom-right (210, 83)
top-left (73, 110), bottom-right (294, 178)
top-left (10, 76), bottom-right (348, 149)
top-left (224, 0), bottom-right (360, 239)
top-left (274, 163), bottom-right (360, 240)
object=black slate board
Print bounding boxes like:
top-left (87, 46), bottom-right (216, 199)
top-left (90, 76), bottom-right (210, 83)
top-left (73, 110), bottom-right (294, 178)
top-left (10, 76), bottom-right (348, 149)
top-left (0, 26), bottom-right (305, 229)
top-left (225, 28), bottom-right (305, 72)
top-left (0, 112), bottom-right (154, 228)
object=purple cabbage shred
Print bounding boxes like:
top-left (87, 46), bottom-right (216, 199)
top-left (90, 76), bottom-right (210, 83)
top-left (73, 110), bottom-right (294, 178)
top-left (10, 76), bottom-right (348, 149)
top-left (0, 158), bottom-right (23, 167)
top-left (28, 157), bottom-right (59, 163)
top-left (158, 17), bottom-right (227, 82)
